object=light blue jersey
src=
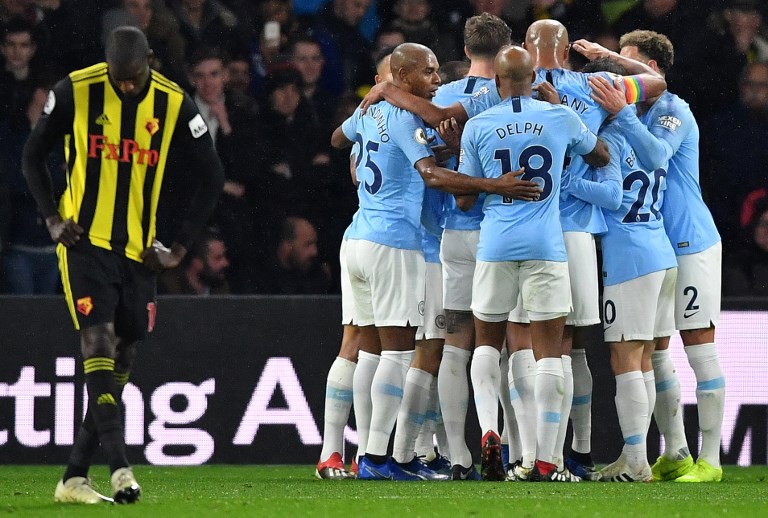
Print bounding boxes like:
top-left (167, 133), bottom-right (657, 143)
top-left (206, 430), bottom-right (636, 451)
top-left (421, 185), bottom-right (445, 264)
top-left (342, 102), bottom-right (434, 250)
top-left (533, 69), bottom-right (616, 235)
top-left (434, 77), bottom-right (496, 231)
top-left (617, 91), bottom-right (721, 256)
top-left (458, 96), bottom-right (597, 262)
top-left (463, 69), bottom-right (622, 234)
top-left (570, 121), bottom-right (676, 285)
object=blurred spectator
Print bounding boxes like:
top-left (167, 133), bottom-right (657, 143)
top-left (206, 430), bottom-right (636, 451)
top-left (256, 67), bottom-right (330, 213)
top-left (723, 195), bottom-right (768, 296)
top-left (290, 34), bottom-right (337, 127)
top-left (389, 0), bottom-right (458, 62)
top-left (255, 216), bottom-right (332, 294)
top-left (703, 61), bottom-right (768, 247)
top-left (118, 0), bottom-right (189, 89)
top-left (225, 50), bottom-right (252, 96)
top-left (516, 0), bottom-right (605, 41)
top-left (0, 0), bottom-right (44, 26)
top-left (158, 230), bottom-right (231, 295)
top-left (188, 46), bottom-right (261, 293)
top-left (438, 59), bottom-right (469, 84)
top-left (0, 78), bottom-right (65, 294)
top-left (372, 24), bottom-right (405, 57)
top-left (169, 0), bottom-right (248, 60)
top-left (244, 0), bottom-right (298, 96)
top-left (612, 0), bottom-right (706, 112)
top-left (311, 0), bottom-right (375, 95)
top-left (693, 0), bottom-right (768, 117)
top-left (40, 0), bottom-right (113, 73)
top-left (0, 18), bottom-right (38, 120)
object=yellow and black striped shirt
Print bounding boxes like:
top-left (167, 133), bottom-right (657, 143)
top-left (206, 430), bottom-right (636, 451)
top-left (51, 63), bottom-right (186, 261)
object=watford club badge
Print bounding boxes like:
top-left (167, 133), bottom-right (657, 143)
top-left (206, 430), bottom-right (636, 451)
top-left (76, 296), bottom-right (93, 316)
top-left (145, 117), bottom-right (160, 136)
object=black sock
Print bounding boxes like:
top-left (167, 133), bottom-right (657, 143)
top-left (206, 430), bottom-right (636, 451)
top-left (366, 454), bottom-right (387, 465)
top-left (83, 357), bottom-right (129, 474)
top-left (63, 370), bottom-right (130, 482)
top-left (569, 450), bottom-right (594, 466)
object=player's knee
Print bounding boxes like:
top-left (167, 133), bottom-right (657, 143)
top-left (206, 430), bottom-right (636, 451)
top-left (445, 309), bottom-right (473, 334)
top-left (80, 323), bottom-right (117, 359)
top-left (115, 340), bottom-right (139, 372)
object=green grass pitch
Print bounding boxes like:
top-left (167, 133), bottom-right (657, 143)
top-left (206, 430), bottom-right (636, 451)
top-left (1, 465), bottom-right (767, 517)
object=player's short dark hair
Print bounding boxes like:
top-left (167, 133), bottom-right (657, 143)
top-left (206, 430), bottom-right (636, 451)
top-left (289, 34), bottom-right (322, 55)
top-left (2, 17), bottom-right (36, 42)
top-left (464, 13), bottom-right (512, 59)
top-left (439, 60), bottom-right (470, 84)
top-left (619, 30), bottom-right (674, 73)
top-left (105, 26), bottom-right (149, 67)
top-left (581, 57), bottom-right (627, 76)
top-left (187, 46), bottom-right (225, 69)
top-left (374, 45), bottom-right (397, 69)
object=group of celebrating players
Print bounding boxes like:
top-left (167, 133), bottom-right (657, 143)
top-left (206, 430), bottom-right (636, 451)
top-left (315, 12), bottom-right (726, 484)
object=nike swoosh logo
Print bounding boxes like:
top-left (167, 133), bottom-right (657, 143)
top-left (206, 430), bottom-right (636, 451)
top-left (684, 311), bottom-right (699, 318)
top-left (366, 467), bottom-right (394, 480)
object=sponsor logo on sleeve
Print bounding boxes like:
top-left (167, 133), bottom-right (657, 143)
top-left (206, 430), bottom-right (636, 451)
top-left (657, 115), bottom-right (682, 132)
top-left (188, 114), bottom-right (208, 138)
top-left (43, 90), bottom-right (56, 115)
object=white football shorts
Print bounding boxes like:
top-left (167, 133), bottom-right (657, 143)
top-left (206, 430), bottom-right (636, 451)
top-left (440, 229), bottom-right (479, 312)
top-left (345, 239), bottom-right (425, 328)
top-left (339, 240), bottom-right (356, 326)
top-left (674, 242), bottom-right (722, 331)
top-left (416, 261), bottom-right (446, 340)
top-left (472, 259), bottom-right (571, 322)
top-left (602, 268), bottom-right (677, 343)
top-left (564, 231), bottom-right (600, 326)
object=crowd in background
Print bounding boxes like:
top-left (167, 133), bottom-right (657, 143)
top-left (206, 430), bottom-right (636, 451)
top-left (0, 0), bottom-right (767, 296)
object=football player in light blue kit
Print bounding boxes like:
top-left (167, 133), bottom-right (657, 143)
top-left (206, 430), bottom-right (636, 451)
top-left (568, 114), bottom-right (677, 482)
top-left (581, 30), bottom-right (726, 483)
top-left (317, 48), bottom-right (394, 480)
top-left (331, 43), bottom-right (540, 481)
top-left (448, 20), bottom-right (667, 480)
top-left (457, 46), bottom-right (609, 482)
top-left (427, 13), bottom-right (522, 482)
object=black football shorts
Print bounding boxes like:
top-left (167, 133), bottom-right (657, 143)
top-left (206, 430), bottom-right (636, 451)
top-left (58, 240), bottom-right (157, 341)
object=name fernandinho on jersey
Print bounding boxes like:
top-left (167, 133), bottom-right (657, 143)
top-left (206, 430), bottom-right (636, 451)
top-left (495, 122), bottom-right (543, 139)
top-left (366, 105), bottom-right (390, 142)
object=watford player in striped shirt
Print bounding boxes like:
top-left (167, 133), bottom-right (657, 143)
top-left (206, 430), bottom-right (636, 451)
top-left (22, 26), bottom-right (224, 504)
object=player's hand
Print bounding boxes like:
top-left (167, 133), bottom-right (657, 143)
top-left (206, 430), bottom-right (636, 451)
top-left (437, 117), bottom-right (462, 152)
top-left (46, 215), bottom-right (83, 247)
top-left (208, 102), bottom-right (232, 135)
top-left (141, 240), bottom-right (186, 272)
top-left (533, 81), bottom-right (560, 105)
top-left (494, 168), bottom-right (542, 201)
top-left (430, 144), bottom-right (456, 166)
top-left (360, 81), bottom-right (389, 114)
top-left (571, 39), bottom-right (611, 61)
top-left (588, 75), bottom-right (627, 115)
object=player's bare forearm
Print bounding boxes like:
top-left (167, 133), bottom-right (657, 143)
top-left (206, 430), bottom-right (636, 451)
top-left (572, 39), bottom-right (666, 95)
top-left (363, 81), bottom-right (465, 128)
top-left (331, 126), bottom-right (352, 149)
top-left (582, 138), bottom-right (611, 168)
top-left (416, 158), bottom-right (540, 199)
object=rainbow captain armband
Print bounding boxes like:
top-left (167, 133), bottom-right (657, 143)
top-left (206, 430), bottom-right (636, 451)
top-left (622, 76), bottom-right (646, 103)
